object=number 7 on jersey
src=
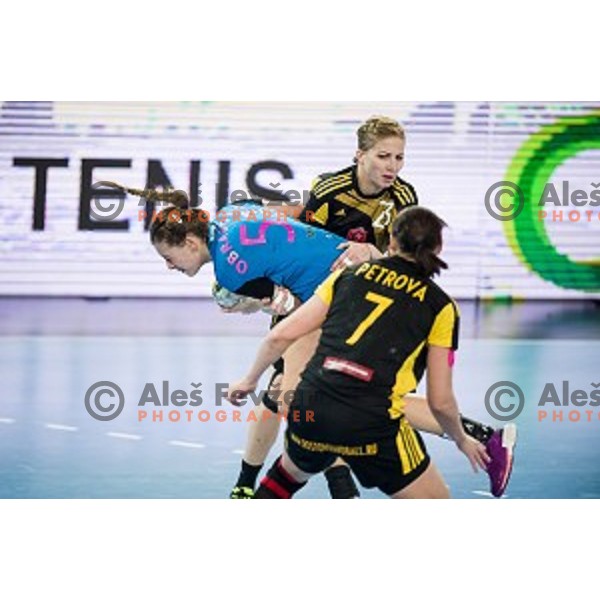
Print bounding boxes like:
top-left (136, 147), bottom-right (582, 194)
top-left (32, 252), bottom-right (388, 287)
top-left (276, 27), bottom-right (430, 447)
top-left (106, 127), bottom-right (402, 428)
top-left (345, 292), bottom-right (394, 346)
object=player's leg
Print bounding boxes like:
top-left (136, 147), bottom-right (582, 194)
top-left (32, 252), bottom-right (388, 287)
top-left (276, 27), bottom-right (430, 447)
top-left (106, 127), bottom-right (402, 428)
top-left (403, 393), bottom-right (494, 441)
top-left (246, 393), bottom-right (282, 462)
top-left (403, 394), bottom-right (517, 497)
top-left (390, 462), bottom-right (450, 499)
top-left (279, 330), bottom-right (320, 392)
top-left (254, 443), bottom-right (336, 499)
top-left (253, 451), bottom-right (312, 499)
top-left (280, 330), bottom-right (360, 498)
top-left (230, 368), bottom-right (283, 499)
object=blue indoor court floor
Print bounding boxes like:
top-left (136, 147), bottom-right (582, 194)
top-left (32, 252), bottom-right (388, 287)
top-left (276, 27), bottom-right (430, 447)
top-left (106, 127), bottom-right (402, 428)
top-left (1, 298), bottom-right (599, 499)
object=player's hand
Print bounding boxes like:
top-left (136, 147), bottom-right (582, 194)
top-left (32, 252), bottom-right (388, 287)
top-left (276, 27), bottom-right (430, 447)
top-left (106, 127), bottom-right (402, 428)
top-left (331, 242), bottom-right (380, 271)
top-left (226, 379), bottom-right (258, 406)
top-left (456, 435), bottom-right (491, 473)
top-left (213, 283), bottom-right (265, 314)
top-left (261, 286), bottom-right (298, 316)
top-left (221, 298), bottom-right (268, 314)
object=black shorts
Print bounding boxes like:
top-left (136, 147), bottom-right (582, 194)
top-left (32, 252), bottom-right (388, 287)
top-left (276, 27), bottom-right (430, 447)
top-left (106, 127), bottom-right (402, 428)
top-left (285, 418), bottom-right (431, 496)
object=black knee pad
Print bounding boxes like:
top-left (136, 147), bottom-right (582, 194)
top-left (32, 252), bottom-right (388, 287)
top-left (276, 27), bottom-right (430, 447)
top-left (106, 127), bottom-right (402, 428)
top-left (325, 464), bottom-right (360, 499)
top-left (262, 393), bottom-right (279, 414)
top-left (262, 369), bottom-right (284, 414)
top-left (272, 357), bottom-right (284, 377)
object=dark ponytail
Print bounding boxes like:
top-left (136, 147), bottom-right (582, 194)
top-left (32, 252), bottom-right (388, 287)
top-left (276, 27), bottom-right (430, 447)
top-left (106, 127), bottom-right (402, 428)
top-left (392, 206), bottom-right (448, 278)
top-left (92, 181), bottom-right (210, 247)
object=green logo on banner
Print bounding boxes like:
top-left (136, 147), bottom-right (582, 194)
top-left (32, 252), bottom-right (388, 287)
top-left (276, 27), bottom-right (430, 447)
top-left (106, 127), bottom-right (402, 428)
top-left (504, 112), bottom-right (600, 292)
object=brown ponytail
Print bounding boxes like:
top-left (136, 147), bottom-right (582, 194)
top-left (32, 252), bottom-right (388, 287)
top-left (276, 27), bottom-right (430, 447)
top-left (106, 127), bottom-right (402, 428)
top-left (92, 181), bottom-right (190, 209)
top-left (92, 181), bottom-right (210, 247)
top-left (392, 206), bottom-right (448, 278)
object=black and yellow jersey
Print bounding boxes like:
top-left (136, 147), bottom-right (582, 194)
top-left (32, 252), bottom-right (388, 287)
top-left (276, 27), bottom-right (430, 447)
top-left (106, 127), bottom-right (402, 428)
top-left (298, 255), bottom-right (459, 440)
top-left (298, 165), bottom-right (418, 252)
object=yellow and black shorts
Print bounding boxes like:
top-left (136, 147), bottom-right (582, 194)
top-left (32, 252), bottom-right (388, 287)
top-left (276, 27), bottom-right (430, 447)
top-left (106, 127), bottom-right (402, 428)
top-left (285, 418), bottom-right (430, 496)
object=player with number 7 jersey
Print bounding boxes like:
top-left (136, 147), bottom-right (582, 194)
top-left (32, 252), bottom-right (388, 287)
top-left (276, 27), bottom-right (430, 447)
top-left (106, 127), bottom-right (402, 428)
top-left (301, 256), bottom-right (459, 442)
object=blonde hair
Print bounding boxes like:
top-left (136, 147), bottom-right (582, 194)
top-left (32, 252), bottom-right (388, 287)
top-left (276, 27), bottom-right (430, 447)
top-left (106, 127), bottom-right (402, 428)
top-left (356, 115), bottom-right (405, 152)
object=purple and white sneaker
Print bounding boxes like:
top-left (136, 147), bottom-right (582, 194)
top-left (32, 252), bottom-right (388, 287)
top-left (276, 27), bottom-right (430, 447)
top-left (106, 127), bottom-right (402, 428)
top-left (485, 424), bottom-right (517, 498)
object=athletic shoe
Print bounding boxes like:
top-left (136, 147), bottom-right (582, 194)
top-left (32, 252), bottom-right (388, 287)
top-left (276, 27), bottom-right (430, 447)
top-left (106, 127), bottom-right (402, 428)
top-left (485, 423), bottom-right (517, 498)
top-left (229, 486), bottom-right (255, 499)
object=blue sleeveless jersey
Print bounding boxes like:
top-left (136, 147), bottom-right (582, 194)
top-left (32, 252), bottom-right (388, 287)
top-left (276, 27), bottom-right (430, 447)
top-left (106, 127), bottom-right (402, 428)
top-left (207, 203), bottom-right (345, 302)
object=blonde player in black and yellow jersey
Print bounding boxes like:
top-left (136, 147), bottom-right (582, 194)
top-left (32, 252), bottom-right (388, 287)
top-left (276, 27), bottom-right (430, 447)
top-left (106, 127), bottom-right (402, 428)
top-left (299, 117), bottom-right (417, 264)
top-left (226, 207), bottom-right (497, 498)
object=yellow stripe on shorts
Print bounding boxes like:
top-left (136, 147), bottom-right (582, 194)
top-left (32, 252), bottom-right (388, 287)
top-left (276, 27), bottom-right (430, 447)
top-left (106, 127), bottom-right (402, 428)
top-left (396, 420), bottom-right (425, 475)
top-left (395, 424), bottom-right (411, 474)
top-left (405, 422), bottom-right (425, 467)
